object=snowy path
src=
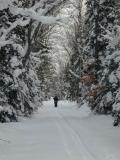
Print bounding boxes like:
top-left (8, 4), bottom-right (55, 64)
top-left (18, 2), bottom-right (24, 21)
top-left (0, 100), bottom-right (120, 160)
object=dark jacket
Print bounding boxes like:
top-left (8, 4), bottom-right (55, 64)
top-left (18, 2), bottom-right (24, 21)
top-left (53, 96), bottom-right (58, 102)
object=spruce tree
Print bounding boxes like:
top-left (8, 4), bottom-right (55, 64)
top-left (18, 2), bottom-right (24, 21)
top-left (81, 0), bottom-right (116, 114)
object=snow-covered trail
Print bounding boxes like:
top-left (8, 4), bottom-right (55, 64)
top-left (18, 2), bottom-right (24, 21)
top-left (0, 100), bottom-right (120, 160)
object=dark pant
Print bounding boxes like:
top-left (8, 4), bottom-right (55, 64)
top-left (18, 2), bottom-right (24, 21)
top-left (54, 101), bottom-right (58, 107)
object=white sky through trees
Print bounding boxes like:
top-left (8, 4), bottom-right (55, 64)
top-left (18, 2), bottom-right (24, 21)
top-left (49, 0), bottom-right (79, 73)
top-left (49, 0), bottom-right (86, 74)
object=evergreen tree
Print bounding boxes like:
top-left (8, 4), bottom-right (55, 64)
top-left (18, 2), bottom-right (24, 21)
top-left (80, 0), bottom-right (115, 110)
top-left (63, 0), bottom-right (83, 101)
top-left (37, 48), bottom-right (55, 100)
top-left (0, 0), bottom-right (67, 122)
top-left (79, 0), bottom-right (120, 125)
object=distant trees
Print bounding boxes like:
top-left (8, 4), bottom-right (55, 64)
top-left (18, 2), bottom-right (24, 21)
top-left (37, 48), bottom-right (55, 100)
top-left (62, 0), bottom-right (84, 101)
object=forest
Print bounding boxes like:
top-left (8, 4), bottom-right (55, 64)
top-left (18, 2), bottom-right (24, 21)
top-left (0, 0), bottom-right (120, 127)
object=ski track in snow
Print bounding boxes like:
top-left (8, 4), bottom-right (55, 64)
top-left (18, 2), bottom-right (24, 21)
top-left (55, 110), bottom-right (97, 160)
top-left (0, 100), bottom-right (120, 160)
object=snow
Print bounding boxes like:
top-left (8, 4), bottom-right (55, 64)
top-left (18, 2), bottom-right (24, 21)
top-left (100, 0), bottom-right (106, 4)
top-left (0, 0), bottom-right (14, 10)
top-left (109, 72), bottom-right (118, 84)
top-left (10, 6), bottom-right (62, 24)
top-left (13, 68), bottom-right (22, 78)
top-left (69, 69), bottom-right (79, 78)
top-left (0, 105), bottom-right (3, 111)
top-left (10, 56), bottom-right (19, 68)
top-left (0, 100), bottom-right (120, 160)
top-left (0, 18), bottom-right (28, 49)
top-left (106, 91), bottom-right (113, 103)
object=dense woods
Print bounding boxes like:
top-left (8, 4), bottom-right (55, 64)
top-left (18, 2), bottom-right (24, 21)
top-left (0, 0), bottom-right (120, 126)
top-left (0, 0), bottom-right (66, 122)
top-left (64, 0), bottom-right (120, 126)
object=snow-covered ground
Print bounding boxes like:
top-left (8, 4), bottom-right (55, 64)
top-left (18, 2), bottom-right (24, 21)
top-left (0, 100), bottom-right (120, 160)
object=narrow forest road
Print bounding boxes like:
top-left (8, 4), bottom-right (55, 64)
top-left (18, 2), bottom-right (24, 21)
top-left (0, 100), bottom-right (120, 160)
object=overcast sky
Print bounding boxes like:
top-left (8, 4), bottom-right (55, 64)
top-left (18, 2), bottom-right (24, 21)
top-left (49, 0), bottom-right (86, 74)
top-left (49, 0), bottom-right (78, 73)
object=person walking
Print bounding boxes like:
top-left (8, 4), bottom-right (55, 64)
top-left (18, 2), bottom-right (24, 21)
top-left (53, 96), bottom-right (58, 107)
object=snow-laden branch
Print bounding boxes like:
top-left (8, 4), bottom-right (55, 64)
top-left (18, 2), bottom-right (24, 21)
top-left (0, 18), bottom-right (30, 48)
top-left (69, 69), bottom-right (80, 79)
top-left (0, 0), bottom-right (14, 10)
top-left (10, 4), bottom-right (62, 25)
top-left (0, 0), bottom-right (67, 49)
